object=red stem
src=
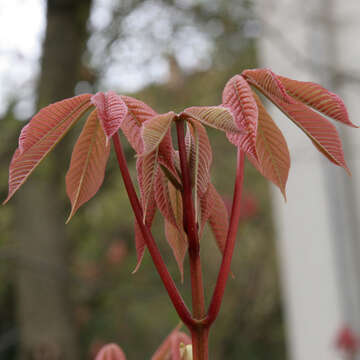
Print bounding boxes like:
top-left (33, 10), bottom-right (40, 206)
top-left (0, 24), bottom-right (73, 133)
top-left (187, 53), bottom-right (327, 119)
top-left (205, 148), bottom-right (245, 326)
top-left (176, 118), bottom-right (208, 360)
top-left (112, 133), bottom-right (194, 328)
top-left (176, 118), bottom-right (206, 320)
top-left (191, 328), bottom-right (209, 360)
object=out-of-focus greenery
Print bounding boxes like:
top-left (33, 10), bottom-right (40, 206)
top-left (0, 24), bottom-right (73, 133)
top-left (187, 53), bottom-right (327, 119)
top-left (0, 1), bottom-right (286, 359)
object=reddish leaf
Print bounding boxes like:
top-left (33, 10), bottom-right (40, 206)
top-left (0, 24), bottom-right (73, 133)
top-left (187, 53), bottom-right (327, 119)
top-left (120, 98), bottom-right (178, 183)
top-left (185, 119), bottom-right (212, 222)
top-left (185, 120), bottom-right (212, 198)
top-left (200, 183), bottom-right (229, 253)
top-left (141, 112), bottom-right (176, 155)
top-left (151, 325), bottom-right (191, 360)
top-left (278, 75), bottom-right (357, 127)
top-left (141, 148), bottom-right (159, 220)
top-left (120, 95), bottom-right (157, 153)
top-left (243, 68), bottom-right (350, 173)
top-left (242, 69), bottom-right (290, 102)
top-left (18, 123), bottom-right (31, 153)
top-left (154, 170), bottom-right (178, 228)
top-left (165, 181), bottom-right (188, 281)
top-left (141, 111), bottom-right (178, 181)
top-left (91, 91), bottom-right (128, 141)
top-left (4, 94), bottom-right (92, 204)
top-left (158, 129), bottom-right (179, 183)
top-left (95, 343), bottom-right (127, 360)
top-left (132, 158), bottom-right (157, 273)
top-left (252, 92), bottom-right (290, 198)
top-left (222, 74), bottom-right (258, 156)
top-left (65, 110), bottom-right (110, 222)
top-left (182, 106), bottom-right (244, 135)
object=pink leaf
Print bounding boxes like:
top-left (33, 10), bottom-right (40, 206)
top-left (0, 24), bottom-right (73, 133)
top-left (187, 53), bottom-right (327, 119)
top-left (141, 148), bottom-right (159, 219)
top-left (182, 105), bottom-right (244, 135)
top-left (200, 183), bottom-right (229, 253)
top-left (65, 110), bottom-right (110, 222)
top-left (222, 74), bottom-right (258, 156)
top-left (141, 111), bottom-right (178, 179)
top-left (132, 158), bottom-right (157, 273)
top-left (95, 343), bottom-right (127, 360)
top-left (151, 325), bottom-right (191, 360)
top-left (278, 75), bottom-right (357, 127)
top-left (141, 112), bottom-right (176, 155)
top-left (243, 68), bottom-right (350, 173)
top-left (242, 69), bottom-right (290, 102)
top-left (252, 91), bottom-right (290, 198)
top-left (185, 120), bottom-right (212, 199)
top-left (18, 123), bottom-right (31, 153)
top-left (154, 170), bottom-right (178, 228)
top-left (91, 91), bottom-right (128, 141)
top-left (165, 181), bottom-right (188, 281)
top-left (4, 94), bottom-right (92, 204)
top-left (120, 96), bottom-right (157, 153)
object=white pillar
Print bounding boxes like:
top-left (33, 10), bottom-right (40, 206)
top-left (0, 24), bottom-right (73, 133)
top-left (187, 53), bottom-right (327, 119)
top-left (256, 0), bottom-right (360, 359)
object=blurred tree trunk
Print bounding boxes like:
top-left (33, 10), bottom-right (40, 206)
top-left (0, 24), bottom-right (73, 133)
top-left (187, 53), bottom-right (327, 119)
top-left (15, 0), bottom-right (92, 359)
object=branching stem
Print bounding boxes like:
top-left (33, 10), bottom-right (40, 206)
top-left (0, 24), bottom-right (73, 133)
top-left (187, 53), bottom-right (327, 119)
top-left (113, 129), bottom-right (245, 360)
top-left (205, 148), bottom-right (245, 326)
top-left (112, 133), bottom-right (194, 328)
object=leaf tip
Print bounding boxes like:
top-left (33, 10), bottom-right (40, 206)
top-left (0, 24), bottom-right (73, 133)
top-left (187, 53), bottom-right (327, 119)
top-left (131, 254), bottom-right (144, 274)
top-left (180, 268), bottom-right (184, 284)
top-left (2, 191), bottom-right (12, 205)
top-left (131, 265), bottom-right (140, 275)
top-left (65, 207), bottom-right (77, 224)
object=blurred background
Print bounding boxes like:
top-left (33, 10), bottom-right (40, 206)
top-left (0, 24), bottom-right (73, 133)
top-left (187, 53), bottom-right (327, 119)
top-left (0, 0), bottom-right (359, 359)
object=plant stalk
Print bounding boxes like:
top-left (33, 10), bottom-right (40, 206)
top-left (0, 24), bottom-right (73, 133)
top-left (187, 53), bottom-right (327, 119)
top-left (176, 118), bottom-right (206, 320)
top-left (191, 328), bottom-right (209, 360)
top-left (176, 118), bottom-right (208, 360)
top-left (112, 133), bottom-right (194, 328)
top-left (205, 148), bottom-right (245, 326)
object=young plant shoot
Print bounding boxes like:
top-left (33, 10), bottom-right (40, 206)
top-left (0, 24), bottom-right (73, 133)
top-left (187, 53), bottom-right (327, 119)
top-left (4, 68), bottom-right (356, 360)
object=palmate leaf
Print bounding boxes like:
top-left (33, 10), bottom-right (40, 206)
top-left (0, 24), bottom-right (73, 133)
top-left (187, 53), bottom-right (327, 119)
top-left (182, 106), bottom-right (244, 135)
top-left (243, 68), bottom-right (350, 173)
top-left (4, 94), bottom-right (92, 204)
top-left (91, 91), bottom-right (128, 141)
top-left (165, 181), bottom-right (188, 281)
top-left (252, 92), bottom-right (290, 198)
top-left (65, 110), bottom-right (110, 222)
top-left (222, 74), bottom-right (258, 156)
